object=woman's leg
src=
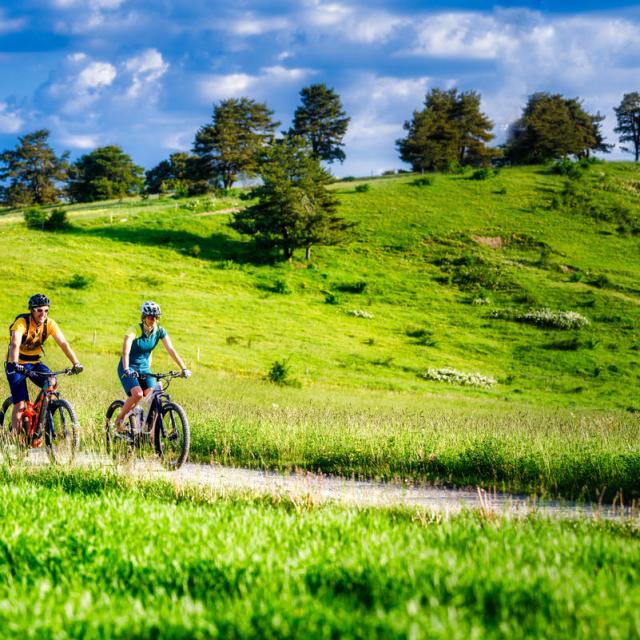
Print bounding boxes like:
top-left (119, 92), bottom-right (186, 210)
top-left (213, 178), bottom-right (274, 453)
top-left (116, 386), bottom-right (144, 425)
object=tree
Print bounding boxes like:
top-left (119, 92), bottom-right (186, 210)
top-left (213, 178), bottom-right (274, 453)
top-left (614, 92), bottom-right (640, 162)
top-left (193, 97), bottom-right (279, 190)
top-left (0, 130), bottom-right (69, 206)
top-left (397, 89), bottom-right (494, 172)
top-left (67, 145), bottom-right (144, 202)
top-left (230, 136), bottom-right (353, 260)
top-left (290, 83), bottom-right (350, 163)
top-left (145, 152), bottom-right (208, 195)
top-left (505, 93), bottom-right (610, 164)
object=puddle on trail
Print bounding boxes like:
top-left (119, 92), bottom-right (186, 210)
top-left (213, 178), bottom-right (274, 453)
top-left (29, 451), bottom-right (637, 520)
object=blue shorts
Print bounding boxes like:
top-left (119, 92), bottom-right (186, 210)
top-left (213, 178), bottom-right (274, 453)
top-left (4, 362), bottom-right (52, 403)
top-left (117, 361), bottom-right (159, 396)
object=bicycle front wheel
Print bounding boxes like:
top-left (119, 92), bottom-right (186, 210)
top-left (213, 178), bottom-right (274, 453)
top-left (46, 398), bottom-right (79, 465)
top-left (154, 402), bottom-right (190, 470)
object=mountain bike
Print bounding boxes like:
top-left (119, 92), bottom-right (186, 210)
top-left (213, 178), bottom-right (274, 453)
top-left (104, 370), bottom-right (190, 470)
top-left (0, 368), bottom-right (80, 464)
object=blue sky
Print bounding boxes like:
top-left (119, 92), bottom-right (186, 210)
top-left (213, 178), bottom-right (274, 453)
top-left (0, 1), bottom-right (639, 178)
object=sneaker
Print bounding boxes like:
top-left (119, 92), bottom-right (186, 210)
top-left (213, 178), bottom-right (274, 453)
top-left (31, 437), bottom-right (43, 448)
top-left (114, 418), bottom-right (126, 433)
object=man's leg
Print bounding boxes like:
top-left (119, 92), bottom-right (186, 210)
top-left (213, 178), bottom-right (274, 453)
top-left (5, 363), bottom-right (29, 434)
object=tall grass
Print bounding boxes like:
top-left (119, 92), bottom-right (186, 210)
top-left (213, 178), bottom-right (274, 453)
top-left (0, 466), bottom-right (638, 639)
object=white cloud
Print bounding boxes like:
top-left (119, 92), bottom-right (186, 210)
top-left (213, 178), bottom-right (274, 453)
top-left (59, 133), bottom-right (99, 149)
top-left (301, 0), bottom-right (405, 44)
top-left (77, 61), bottom-right (117, 90)
top-left (0, 13), bottom-right (25, 34)
top-left (123, 48), bottom-right (168, 98)
top-left (67, 52), bottom-right (88, 63)
top-left (0, 103), bottom-right (23, 133)
top-left (199, 65), bottom-right (314, 101)
top-left (410, 12), bottom-right (518, 59)
top-left (228, 15), bottom-right (291, 36)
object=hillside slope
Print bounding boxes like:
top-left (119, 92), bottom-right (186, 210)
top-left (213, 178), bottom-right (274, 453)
top-left (0, 162), bottom-right (639, 411)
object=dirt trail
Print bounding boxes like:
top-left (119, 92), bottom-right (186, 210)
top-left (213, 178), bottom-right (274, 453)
top-left (32, 451), bottom-right (635, 520)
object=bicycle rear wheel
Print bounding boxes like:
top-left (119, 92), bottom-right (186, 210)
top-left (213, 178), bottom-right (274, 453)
top-left (46, 398), bottom-right (79, 465)
top-left (105, 400), bottom-right (134, 464)
top-left (0, 397), bottom-right (26, 464)
top-left (154, 402), bottom-right (190, 470)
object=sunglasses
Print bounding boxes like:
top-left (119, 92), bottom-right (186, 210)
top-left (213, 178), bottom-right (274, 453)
top-left (33, 307), bottom-right (49, 313)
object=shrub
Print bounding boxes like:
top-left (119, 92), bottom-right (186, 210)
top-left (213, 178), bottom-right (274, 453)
top-left (470, 168), bottom-right (496, 181)
top-left (273, 279), bottom-right (291, 294)
top-left (420, 367), bottom-right (496, 388)
top-left (44, 208), bottom-right (69, 230)
top-left (405, 327), bottom-right (436, 346)
top-left (586, 273), bottom-right (611, 289)
top-left (354, 183), bottom-right (370, 193)
top-left (324, 291), bottom-right (339, 305)
top-left (411, 177), bottom-right (434, 187)
top-left (189, 244), bottom-right (202, 257)
top-left (23, 207), bottom-right (48, 230)
top-left (64, 274), bottom-right (95, 290)
top-left (265, 359), bottom-right (299, 386)
top-left (334, 280), bottom-right (367, 294)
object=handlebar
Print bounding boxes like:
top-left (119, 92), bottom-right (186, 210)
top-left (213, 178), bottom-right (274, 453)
top-left (25, 368), bottom-right (76, 379)
top-left (137, 371), bottom-right (185, 380)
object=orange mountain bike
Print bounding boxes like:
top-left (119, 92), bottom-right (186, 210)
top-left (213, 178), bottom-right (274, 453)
top-left (0, 368), bottom-right (79, 464)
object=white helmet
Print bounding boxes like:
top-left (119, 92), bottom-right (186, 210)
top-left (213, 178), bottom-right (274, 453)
top-left (140, 300), bottom-right (161, 317)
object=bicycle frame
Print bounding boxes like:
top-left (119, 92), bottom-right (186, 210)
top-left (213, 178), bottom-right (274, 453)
top-left (21, 370), bottom-right (68, 442)
top-left (125, 371), bottom-right (180, 436)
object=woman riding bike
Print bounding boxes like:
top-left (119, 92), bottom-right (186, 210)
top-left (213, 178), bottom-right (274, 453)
top-left (114, 301), bottom-right (190, 431)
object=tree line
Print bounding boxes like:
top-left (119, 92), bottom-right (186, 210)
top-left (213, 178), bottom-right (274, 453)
top-left (2, 86), bottom-right (640, 260)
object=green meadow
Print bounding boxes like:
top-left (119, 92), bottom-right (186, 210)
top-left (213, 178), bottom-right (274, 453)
top-left (0, 466), bottom-right (638, 639)
top-left (1, 162), bottom-right (640, 498)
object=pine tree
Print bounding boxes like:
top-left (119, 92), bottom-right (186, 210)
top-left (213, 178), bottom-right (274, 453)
top-left (230, 137), bottom-right (353, 260)
top-left (505, 93), bottom-right (610, 163)
top-left (67, 145), bottom-right (144, 202)
top-left (614, 92), bottom-right (640, 162)
top-left (397, 89), bottom-right (494, 172)
top-left (290, 84), bottom-right (350, 163)
top-left (193, 97), bottom-right (279, 189)
top-left (0, 130), bottom-right (69, 206)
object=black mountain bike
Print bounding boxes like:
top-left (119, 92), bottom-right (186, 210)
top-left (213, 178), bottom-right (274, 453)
top-left (105, 371), bottom-right (190, 470)
top-left (0, 368), bottom-right (80, 464)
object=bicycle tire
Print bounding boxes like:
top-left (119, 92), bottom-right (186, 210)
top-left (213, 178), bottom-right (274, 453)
top-left (105, 399), bottom-right (134, 464)
top-left (154, 401), bottom-right (190, 470)
top-left (0, 396), bottom-right (26, 463)
top-left (46, 398), bottom-right (79, 465)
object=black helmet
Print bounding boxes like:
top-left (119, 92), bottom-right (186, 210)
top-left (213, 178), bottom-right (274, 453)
top-left (28, 293), bottom-right (50, 309)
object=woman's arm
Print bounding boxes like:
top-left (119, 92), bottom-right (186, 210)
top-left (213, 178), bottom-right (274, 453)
top-left (122, 335), bottom-right (133, 370)
top-left (161, 335), bottom-right (188, 371)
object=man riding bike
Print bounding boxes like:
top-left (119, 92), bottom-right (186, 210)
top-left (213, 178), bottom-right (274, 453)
top-left (114, 301), bottom-right (191, 431)
top-left (5, 294), bottom-right (83, 444)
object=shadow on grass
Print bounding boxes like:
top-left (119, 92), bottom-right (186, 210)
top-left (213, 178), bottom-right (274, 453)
top-left (64, 223), bottom-right (273, 265)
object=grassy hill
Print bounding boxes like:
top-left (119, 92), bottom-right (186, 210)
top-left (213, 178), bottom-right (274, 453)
top-left (1, 161), bottom-right (639, 497)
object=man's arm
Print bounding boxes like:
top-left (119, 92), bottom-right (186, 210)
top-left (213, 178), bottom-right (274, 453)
top-left (8, 331), bottom-right (22, 364)
top-left (52, 329), bottom-right (80, 366)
